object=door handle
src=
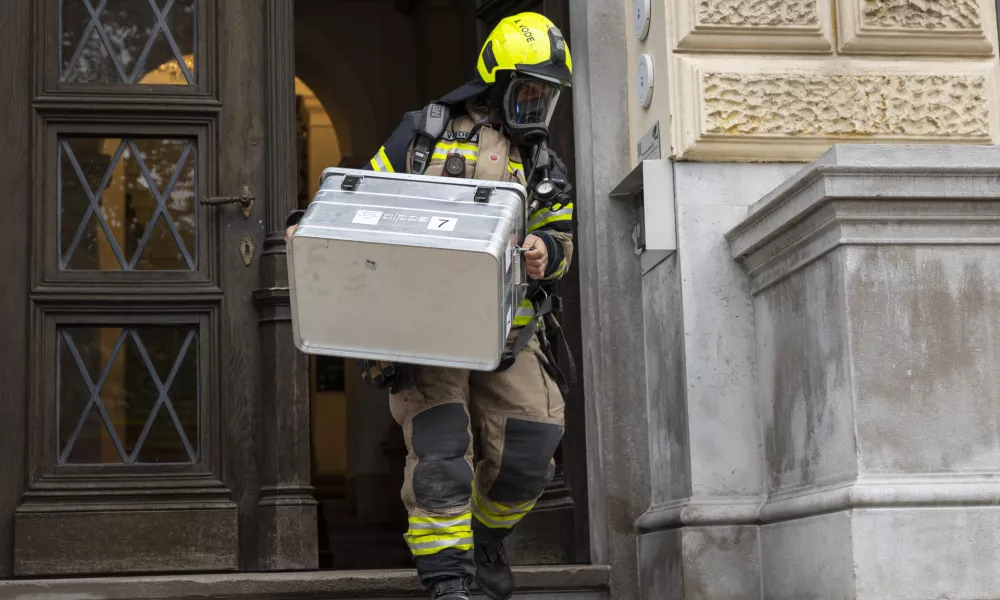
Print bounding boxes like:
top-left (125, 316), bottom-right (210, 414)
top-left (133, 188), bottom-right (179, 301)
top-left (201, 184), bottom-right (254, 218)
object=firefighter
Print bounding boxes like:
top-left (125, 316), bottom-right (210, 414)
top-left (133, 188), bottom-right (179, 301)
top-left (285, 13), bottom-right (574, 600)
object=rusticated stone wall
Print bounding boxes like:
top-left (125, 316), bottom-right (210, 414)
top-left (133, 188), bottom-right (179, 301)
top-left (701, 73), bottom-right (990, 137)
top-left (862, 0), bottom-right (981, 29)
top-left (625, 0), bottom-right (999, 162)
top-left (697, 0), bottom-right (819, 27)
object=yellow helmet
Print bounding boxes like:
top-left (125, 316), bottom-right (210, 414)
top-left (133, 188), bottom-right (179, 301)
top-left (476, 13), bottom-right (572, 88)
top-left (477, 13), bottom-right (572, 145)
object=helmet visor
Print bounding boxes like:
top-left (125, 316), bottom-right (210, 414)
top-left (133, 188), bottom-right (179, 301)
top-left (505, 77), bottom-right (561, 128)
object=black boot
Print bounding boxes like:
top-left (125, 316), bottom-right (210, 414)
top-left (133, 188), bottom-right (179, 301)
top-left (474, 541), bottom-right (514, 600)
top-left (430, 577), bottom-right (470, 600)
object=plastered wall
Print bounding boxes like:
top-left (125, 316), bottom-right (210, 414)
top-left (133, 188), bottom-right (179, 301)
top-left (625, 0), bottom-right (1000, 162)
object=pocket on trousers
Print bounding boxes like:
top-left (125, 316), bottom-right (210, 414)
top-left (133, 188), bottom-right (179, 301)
top-left (534, 350), bottom-right (564, 421)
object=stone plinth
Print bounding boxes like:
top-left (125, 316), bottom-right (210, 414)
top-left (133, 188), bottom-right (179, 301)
top-left (727, 144), bottom-right (1000, 600)
top-left (635, 162), bottom-right (801, 600)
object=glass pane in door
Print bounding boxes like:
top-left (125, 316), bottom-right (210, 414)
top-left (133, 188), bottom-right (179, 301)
top-left (60, 0), bottom-right (198, 85)
top-left (59, 136), bottom-right (197, 271)
top-left (57, 325), bottom-right (199, 465)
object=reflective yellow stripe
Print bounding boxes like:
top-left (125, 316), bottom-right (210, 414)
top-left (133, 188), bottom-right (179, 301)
top-left (513, 298), bottom-right (535, 327)
top-left (432, 141), bottom-right (479, 162)
top-left (404, 513), bottom-right (473, 556)
top-left (409, 538), bottom-right (474, 556)
top-left (378, 147), bottom-right (395, 173)
top-left (407, 524), bottom-right (471, 536)
top-left (370, 146), bottom-right (393, 172)
top-left (472, 507), bottom-right (520, 529)
top-left (542, 258), bottom-right (567, 281)
top-left (471, 485), bottom-right (535, 530)
top-left (527, 202), bottom-right (574, 233)
top-left (507, 160), bottom-right (524, 181)
top-left (475, 487), bottom-right (534, 515)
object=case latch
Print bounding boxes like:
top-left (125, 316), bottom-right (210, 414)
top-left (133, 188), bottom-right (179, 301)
top-left (341, 175), bottom-right (363, 191)
top-left (474, 186), bottom-right (494, 203)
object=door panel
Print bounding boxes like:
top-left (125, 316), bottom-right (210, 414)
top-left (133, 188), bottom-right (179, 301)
top-left (217, 0), bottom-right (267, 570)
top-left (8, 0), bottom-right (269, 575)
top-left (37, 122), bottom-right (216, 288)
top-left (41, 0), bottom-right (214, 95)
top-left (0, 0), bottom-right (32, 579)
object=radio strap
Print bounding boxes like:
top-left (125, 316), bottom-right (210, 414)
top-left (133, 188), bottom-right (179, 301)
top-left (410, 102), bottom-right (450, 175)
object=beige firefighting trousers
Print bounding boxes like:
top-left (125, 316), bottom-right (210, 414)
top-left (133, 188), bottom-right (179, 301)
top-left (387, 334), bottom-right (565, 582)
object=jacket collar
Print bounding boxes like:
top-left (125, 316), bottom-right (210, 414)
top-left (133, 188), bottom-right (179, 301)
top-left (437, 79), bottom-right (491, 106)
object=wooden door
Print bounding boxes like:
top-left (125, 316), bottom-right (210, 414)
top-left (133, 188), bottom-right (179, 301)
top-left (0, 0), bottom-right (307, 576)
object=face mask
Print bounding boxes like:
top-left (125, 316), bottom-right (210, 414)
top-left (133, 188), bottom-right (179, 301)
top-left (502, 75), bottom-right (562, 146)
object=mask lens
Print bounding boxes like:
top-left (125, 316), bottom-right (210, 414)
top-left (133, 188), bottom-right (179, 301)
top-left (507, 78), bottom-right (560, 127)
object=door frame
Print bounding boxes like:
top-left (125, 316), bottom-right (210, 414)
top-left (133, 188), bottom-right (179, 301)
top-left (253, 0), bottom-right (318, 571)
top-left (0, 0), bottom-right (316, 576)
top-left (475, 0), bottom-right (591, 564)
top-left (0, 0), bottom-right (32, 579)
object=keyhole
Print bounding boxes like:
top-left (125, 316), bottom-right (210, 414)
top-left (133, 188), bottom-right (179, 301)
top-left (239, 234), bottom-right (254, 266)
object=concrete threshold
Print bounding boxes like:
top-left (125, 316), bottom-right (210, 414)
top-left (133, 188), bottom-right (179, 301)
top-left (0, 565), bottom-right (611, 599)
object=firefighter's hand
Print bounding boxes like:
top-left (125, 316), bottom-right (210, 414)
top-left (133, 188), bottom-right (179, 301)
top-left (523, 234), bottom-right (548, 279)
top-left (284, 224), bottom-right (298, 242)
top-left (362, 360), bottom-right (414, 394)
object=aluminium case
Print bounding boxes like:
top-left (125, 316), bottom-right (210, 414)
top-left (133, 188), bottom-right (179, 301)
top-left (288, 167), bottom-right (527, 371)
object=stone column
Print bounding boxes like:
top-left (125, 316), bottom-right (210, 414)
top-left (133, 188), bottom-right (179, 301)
top-left (255, 0), bottom-right (318, 570)
top-left (727, 144), bottom-right (1000, 600)
top-left (569, 0), bottom-right (650, 597)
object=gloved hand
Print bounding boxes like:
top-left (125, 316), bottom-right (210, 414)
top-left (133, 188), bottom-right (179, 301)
top-left (361, 360), bottom-right (415, 394)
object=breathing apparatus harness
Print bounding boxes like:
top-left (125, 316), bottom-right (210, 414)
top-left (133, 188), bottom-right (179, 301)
top-left (402, 96), bottom-right (576, 396)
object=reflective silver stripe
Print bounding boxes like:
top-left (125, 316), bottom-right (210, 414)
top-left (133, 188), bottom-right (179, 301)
top-left (527, 205), bottom-right (573, 231)
top-left (474, 489), bottom-right (533, 517)
top-left (407, 536), bottom-right (474, 551)
top-left (373, 151), bottom-right (390, 172)
top-left (513, 304), bottom-right (535, 326)
top-left (471, 504), bottom-right (521, 529)
top-left (515, 305), bottom-right (535, 318)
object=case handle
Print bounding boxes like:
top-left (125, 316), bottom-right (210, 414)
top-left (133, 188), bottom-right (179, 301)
top-left (341, 175), bottom-right (363, 191)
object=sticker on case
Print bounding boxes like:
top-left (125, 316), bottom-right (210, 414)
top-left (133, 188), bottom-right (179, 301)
top-left (427, 216), bottom-right (458, 231)
top-left (352, 210), bottom-right (382, 225)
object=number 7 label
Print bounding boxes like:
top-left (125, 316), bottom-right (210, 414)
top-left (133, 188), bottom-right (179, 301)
top-left (428, 216), bottom-right (458, 231)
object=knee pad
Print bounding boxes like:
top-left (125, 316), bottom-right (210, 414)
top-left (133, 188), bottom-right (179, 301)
top-left (489, 417), bottom-right (564, 503)
top-left (411, 403), bottom-right (474, 509)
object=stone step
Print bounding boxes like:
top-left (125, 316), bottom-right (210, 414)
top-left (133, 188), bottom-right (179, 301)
top-left (0, 565), bottom-right (610, 599)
